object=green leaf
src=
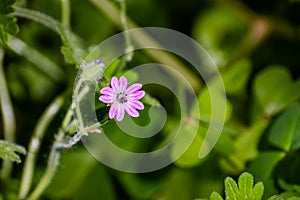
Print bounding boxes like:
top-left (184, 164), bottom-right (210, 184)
top-left (0, 0), bottom-right (16, 15)
top-left (0, 0), bottom-right (18, 44)
top-left (268, 104), bottom-right (300, 151)
top-left (45, 148), bottom-right (116, 200)
top-left (226, 119), bottom-right (268, 172)
top-left (210, 191), bottom-right (223, 200)
top-left (248, 151), bottom-right (285, 198)
top-left (269, 193), bottom-right (300, 200)
top-left (193, 6), bottom-right (248, 66)
top-left (248, 151), bottom-right (285, 181)
top-left (222, 58), bottom-right (252, 95)
top-left (156, 169), bottom-right (197, 200)
top-left (252, 182), bottom-right (264, 200)
top-left (253, 66), bottom-right (300, 116)
top-left (117, 173), bottom-right (164, 199)
top-left (225, 177), bottom-right (240, 200)
top-left (238, 172), bottom-right (254, 198)
top-left (0, 140), bottom-right (26, 163)
top-left (268, 196), bottom-right (284, 200)
top-left (193, 86), bottom-right (232, 123)
top-left (58, 26), bottom-right (85, 65)
top-left (172, 120), bottom-right (205, 168)
top-left (0, 15), bottom-right (19, 45)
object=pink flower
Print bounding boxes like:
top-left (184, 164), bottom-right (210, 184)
top-left (99, 76), bottom-right (145, 121)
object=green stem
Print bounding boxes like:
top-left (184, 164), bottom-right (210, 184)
top-left (61, 0), bottom-right (70, 27)
top-left (0, 48), bottom-right (16, 181)
top-left (74, 78), bottom-right (85, 130)
top-left (13, 7), bottom-right (60, 33)
top-left (89, 0), bottom-right (201, 91)
top-left (119, 0), bottom-right (133, 64)
top-left (19, 94), bottom-right (65, 200)
top-left (8, 36), bottom-right (64, 82)
top-left (26, 75), bottom-right (101, 199)
top-left (27, 130), bottom-right (64, 200)
top-left (13, 7), bottom-right (84, 65)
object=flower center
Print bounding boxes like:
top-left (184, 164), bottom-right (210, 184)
top-left (117, 93), bottom-right (127, 103)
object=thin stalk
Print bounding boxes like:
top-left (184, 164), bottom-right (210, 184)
top-left (119, 0), bottom-right (133, 64)
top-left (89, 0), bottom-right (201, 91)
top-left (0, 48), bottom-right (16, 181)
top-left (26, 76), bottom-right (102, 199)
top-left (61, 0), bottom-right (70, 27)
top-left (8, 36), bottom-right (64, 82)
top-left (26, 130), bottom-right (64, 200)
top-left (13, 7), bottom-right (84, 65)
top-left (13, 7), bottom-right (60, 33)
top-left (19, 95), bottom-right (65, 200)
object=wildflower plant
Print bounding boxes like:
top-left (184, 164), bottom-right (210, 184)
top-left (99, 76), bottom-right (145, 121)
top-left (0, 0), bottom-right (300, 199)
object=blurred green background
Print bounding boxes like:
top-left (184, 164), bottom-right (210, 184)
top-left (1, 0), bottom-right (300, 199)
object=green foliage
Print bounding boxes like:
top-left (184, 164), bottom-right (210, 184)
top-left (45, 148), bottom-right (116, 200)
top-left (193, 6), bottom-right (248, 66)
top-left (253, 66), bottom-right (300, 117)
top-left (59, 26), bottom-right (85, 65)
top-left (268, 104), bottom-right (300, 152)
top-left (0, 0), bottom-right (19, 44)
top-left (204, 172), bottom-right (264, 200)
top-left (1, 0), bottom-right (300, 199)
top-left (0, 140), bottom-right (26, 163)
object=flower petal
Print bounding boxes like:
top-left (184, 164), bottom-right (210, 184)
top-left (109, 103), bottom-right (118, 119)
top-left (111, 77), bottom-right (119, 91)
top-left (127, 100), bottom-right (144, 110)
top-left (99, 95), bottom-right (115, 104)
top-left (126, 83), bottom-right (142, 94)
top-left (100, 87), bottom-right (114, 95)
top-left (119, 76), bottom-right (128, 92)
top-left (116, 103), bottom-right (125, 121)
top-left (125, 104), bottom-right (139, 117)
top-left (128, 91), bottom-right (145, 100)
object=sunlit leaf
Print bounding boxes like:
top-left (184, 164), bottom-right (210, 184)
top-left (225, 177), bottom-right (240, 200)
top-left (252, 182), bottom-right (264, 200)
top-left (238, 172), bottom-right (254, 198)
top-left (210, 191), bottom-right (223, 200)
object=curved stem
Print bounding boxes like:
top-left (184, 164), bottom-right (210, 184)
top-left (19, 94), bottom-right (65, 200)
top-left (27, 130), bottom-right (64, 200)
top-left (13, 7), bottom-right (84, 65)
top-left (13, 7), bottom-right (60, 33)
top-left (0, 48), bottom-right (16, 181)
top-left (89, 0), bottom-right (201, 91)
top-left (61, 0), bottom-right (70, 27)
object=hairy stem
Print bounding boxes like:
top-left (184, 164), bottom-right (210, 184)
top-left (0, 48), bottom-right (16, 181)
top-left (19, 95), bottom-right (65, 200)
top-left (27, 130), bottom-right (64, 200)
top-left (13, 7), bottom-right (60, 33)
